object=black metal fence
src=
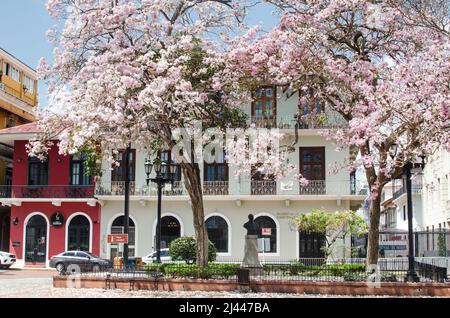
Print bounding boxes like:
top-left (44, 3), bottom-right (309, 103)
top-left (59, 258), bottom-right (448, 283)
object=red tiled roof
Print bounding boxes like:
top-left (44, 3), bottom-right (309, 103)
top-left (0, 122), bottom-right (40, 135)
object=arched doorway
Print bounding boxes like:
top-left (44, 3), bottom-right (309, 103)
top-left (25, 215), bottom-right (47, 263)
top-left (206, 215), bottom-right (229, 253)
top-left (254, 215), bottom-right (277, 253)
top-left (160, 216), bottom-right (181, 249)
top-left (110, 216), bottom-right (135, 260)
top-left (67, 215), bottom-right (90, 251)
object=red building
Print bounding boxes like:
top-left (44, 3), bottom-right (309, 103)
top-left (0, 123), bottom-right (101, 267)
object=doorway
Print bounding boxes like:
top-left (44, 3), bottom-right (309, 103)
top-left (25, 215), bottom-right (47, 263)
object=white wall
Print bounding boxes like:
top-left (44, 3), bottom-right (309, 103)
top-left (99, 199), bottom-right (354, 260)
top-left (422, 148), bottom-right (450, 229)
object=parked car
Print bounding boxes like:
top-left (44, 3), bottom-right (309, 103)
top-left (142, 249), bottom-right (171, 265)
top-left (0, 251), bottom-right (16, 269)
top-left (49, 251), bottom-right (112, 273)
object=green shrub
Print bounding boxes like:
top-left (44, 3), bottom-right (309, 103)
top-left (144, 262), bottom-right (170, 273)
top-left (168, 237), bottom-right (217, 264)
top-left (163, 263), bottom-right (239, 279)
top-left (343, 271), bottom-right (369, 281)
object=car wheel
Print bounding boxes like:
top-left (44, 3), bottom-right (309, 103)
top-left (56, 263), bottom-right (66, 273)
top-left (92, 264), bottom-right (101, 272)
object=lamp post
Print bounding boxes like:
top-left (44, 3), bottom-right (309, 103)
top-left (389, 144), bottom-right (425, 282)
top-left (145, 157), bottom-right (179, 263)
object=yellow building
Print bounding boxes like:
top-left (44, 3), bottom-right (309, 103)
top-left (0, 48), bottom-right (38, 251)
top-left (0, 48), bottom-right (37, 187)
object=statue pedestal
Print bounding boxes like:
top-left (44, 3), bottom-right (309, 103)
top-left (241, 235), bottom-right (262, 275)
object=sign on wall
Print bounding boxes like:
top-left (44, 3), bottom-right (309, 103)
top-left (261, 228), bottom-right (272, 236)
top-left (50, 212), bottom-right (64, 227)
top-left (107, 234), bottom-right (129, 244)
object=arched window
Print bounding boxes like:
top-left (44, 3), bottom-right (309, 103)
top-left (254, 215), bottom-right (277, 253)
top-left (25, 215), bottom-right (47, 263)
top-left (206, 216), bottom-right (228, 253)
top-left (160, 216), bottom-right (180, 249)
top-left (110, 216), bottom-right (135, 259)
top-left (67, 215), bottom-right (90, 251)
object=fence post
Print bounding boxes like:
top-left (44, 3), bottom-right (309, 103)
top-left (237, 268), bottom-right (250, 285)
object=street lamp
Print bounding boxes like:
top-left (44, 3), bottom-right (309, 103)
top-left (389, 143), bottom-right (426, 282)
top-left (145, 156), bottom-right (179, 263)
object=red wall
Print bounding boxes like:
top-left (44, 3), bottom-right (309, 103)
top-left (13, 140), bottom-right (71, 186)
top-left (9, 202), bottom-right (101, 260)
top-left (9, 140), bottom-right (101, 261)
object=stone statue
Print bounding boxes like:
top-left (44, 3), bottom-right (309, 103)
top-left (242, 214), bottom-right (261, 268)
top-left (243, 214), bottom-right (259, 236)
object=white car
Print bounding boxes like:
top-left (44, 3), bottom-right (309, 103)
top-left (0, 251), bottom-right (16, 269)
top-left (142, 249), bottom-right (171, 265)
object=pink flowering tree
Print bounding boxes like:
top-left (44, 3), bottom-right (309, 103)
top-left (31, 0), bottom-right (261, 266)
top-left (228, 0), bottom-right (449, 265)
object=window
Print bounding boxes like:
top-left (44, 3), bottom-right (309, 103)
top-left (63, 252), bottom-right (75, 257)
top-left (76, 252), bottom-right (89, 258)
top-left (111, 149), bottom-right (136, 182)
top-left (204, 150), bottom-right (228, 182)
top-left (23, 75), bottom-right (35, 94)
top-left (68, 215), bottom-right (90, 252)
top-left (300, 147), bottom-right (326, 195)
top-left (254, 216), bottom-right (277, 253)
top-left (299, 232), bottom-right (326, 258)
top-left (403, 206), bottom-right (406, 221)
top-left (252, 86), bottom-right (276, 119)
top-left (70, 154), bottom-right (92, 185)
top-left (300, 88), bottom-right (324, 115)
top-left (206, 216), bottom-right (228, 253)
top-left (5, 63), bottom-right (20, 82)
top-left (160, 150), bottom-right (181, 181)
top-left (160, 216), bottom-right (181, 249)
top-left (28, 157), bottom-right (49, 186)
top-left (110, 216), bottom-right (135, 260)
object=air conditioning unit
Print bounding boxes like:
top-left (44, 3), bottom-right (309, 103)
top-left (0, 83), bottom-right (5, 91)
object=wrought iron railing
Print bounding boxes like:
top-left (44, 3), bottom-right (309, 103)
top-left (95, 181), bottom-right (185, 196)
top-left (0, 185), bottom-right (95, 198)
top-left (251, 180), bottom-right (277, 195)
top-left (250, 116), bottom-right (277, 128)
top-left (299, 180), bottom-right (326, 195)
top-left (250, 115), bottom-right (297, 129)
top-left (297, 110), bottom-right (347, 130)
top-left (60, 257), bottom-right (448, 283)
top-left (392, 183), bottom-right (423, 200)
top-left (203, 181), bottom-right (229, 195)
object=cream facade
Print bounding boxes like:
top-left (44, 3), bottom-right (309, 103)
top-left (421, 148), bottom-right (450, 231)
top-left (95, 88), bottom-right (367, 260)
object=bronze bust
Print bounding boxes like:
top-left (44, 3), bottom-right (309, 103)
top-left (243, 214), bottom-right (259, 236)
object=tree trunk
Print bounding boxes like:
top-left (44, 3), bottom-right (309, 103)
top-left (181, 162), bottom-right (209, 266)
top-left (366, 194), bottom-right (381, 266)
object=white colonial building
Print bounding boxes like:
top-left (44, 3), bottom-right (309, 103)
top-left (94, 87), bottom-right (367, 261)
top-left (421, 148), bottom-right (450, 231)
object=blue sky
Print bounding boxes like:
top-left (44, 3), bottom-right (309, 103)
top-left (0, 1), bottom-right (279, 108)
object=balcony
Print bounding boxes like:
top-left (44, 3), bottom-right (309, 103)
top-left (392, 183), bottom-right (423, 200)
top-left (95, 181), bottom-right (185, 197)
top-left (250, 116), bottom-right (296, 129)
top-left (93, 179), bottom-right (367, 198)
top-left (0, 185), bottom-right (95, 199)
top-left (249, 111), bottom-right (347, 130)
top-left (251, 180), bottom-right (277, 195)
top-left (299, 180), bottom-right (326, 195)
top-left (297, 110), bottom-right (347, 129)
top-left (203, 181), bottom-right (229, 195)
